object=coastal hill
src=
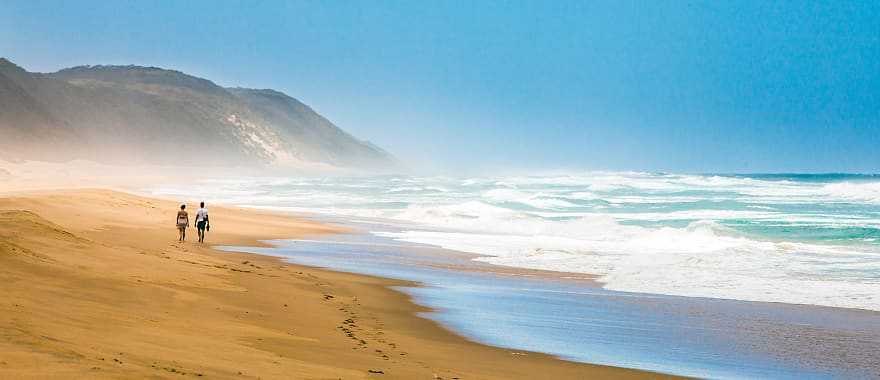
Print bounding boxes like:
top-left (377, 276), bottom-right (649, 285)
top-left (0, 58), bottom-right (395, 169)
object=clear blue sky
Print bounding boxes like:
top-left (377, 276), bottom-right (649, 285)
top-left (1, 1), bottom-right (878, 173)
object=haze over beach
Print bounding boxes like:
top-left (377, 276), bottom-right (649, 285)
top-left (2, 1), bottom-right (879, 379)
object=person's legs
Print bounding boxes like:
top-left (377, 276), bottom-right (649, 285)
top-left (199, 222), bottom-right (206, 242)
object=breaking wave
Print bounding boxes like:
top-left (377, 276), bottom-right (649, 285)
top-left (151, 172), bottom-right (880, 311)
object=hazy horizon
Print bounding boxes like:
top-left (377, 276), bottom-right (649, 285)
top-left (3, 3), bottom-right (880, 378)
top-left (2, 0), bottom-right (878, 173)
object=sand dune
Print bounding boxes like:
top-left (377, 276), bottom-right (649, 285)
top-left (0, 58), bottom-right (395, 169)
top-left (0, 189), bottom-right (668, 379)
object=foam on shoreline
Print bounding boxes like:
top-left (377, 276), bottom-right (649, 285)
top-left (150, 172), bottom-right (880, 311)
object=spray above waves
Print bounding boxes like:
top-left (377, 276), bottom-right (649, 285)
top-left (378, 213), bottom-right (880, 311)
top-left (151, 172), bottom-right (880, 311)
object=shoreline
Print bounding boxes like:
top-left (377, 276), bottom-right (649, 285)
top-left (222, 226), bottom-right (880, 379)
top-left (0, 188), bottom-right (672, 379)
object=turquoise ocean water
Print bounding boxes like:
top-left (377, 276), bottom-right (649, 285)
top-left (152, 172), bottom-right (880, 378)
top-left (155, 172), bottom-right (880, 311)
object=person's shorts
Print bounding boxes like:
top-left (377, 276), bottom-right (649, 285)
top-left (197, 221), bottom-right (207, 230)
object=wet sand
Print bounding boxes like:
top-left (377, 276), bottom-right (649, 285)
top-left (241, 232), bottom-right (880, 379)
top-left (0, 189), bottom-right (673, 379)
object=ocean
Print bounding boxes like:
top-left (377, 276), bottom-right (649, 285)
top-left (150, 172), bottom-right (880, 378)
top-left (153, 172), bottom-right (880, 311)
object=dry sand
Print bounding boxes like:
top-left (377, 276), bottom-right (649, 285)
top-left (0, 188), bottom-right (675, 379)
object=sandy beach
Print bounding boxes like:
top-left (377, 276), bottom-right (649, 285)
top-left (3, 3), bottom-right (877, 377)
top-left (0, 188), bottom-right (671, 379)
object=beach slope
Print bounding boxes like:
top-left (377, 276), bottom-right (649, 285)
top-left (0, 189), bottom-right (669, 379)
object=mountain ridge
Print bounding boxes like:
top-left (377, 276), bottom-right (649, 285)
top-left (0, 58), bottom-right (395, 169)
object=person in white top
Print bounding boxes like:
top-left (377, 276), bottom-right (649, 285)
top-left (195, 201), bottom-right (210, 243)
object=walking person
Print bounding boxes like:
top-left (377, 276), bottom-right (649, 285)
top-left (176, 204), bottom-right (189, 242)
top-left (195, 201), bottom-right (210, 243)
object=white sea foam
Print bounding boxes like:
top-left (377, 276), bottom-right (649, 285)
top-left (152, 172), bottom-right (880, 311)
top-left (823, 182), bottom-right (880, 204)
top-left (564, 191), bottom-right (600, 200)
top-left (378, 217), bottom-right (880, 311)
top-left (483, 188), bottom-right (579, 209)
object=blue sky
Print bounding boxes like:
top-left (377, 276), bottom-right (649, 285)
top-left (1, 1), bottom-right (878, 173)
